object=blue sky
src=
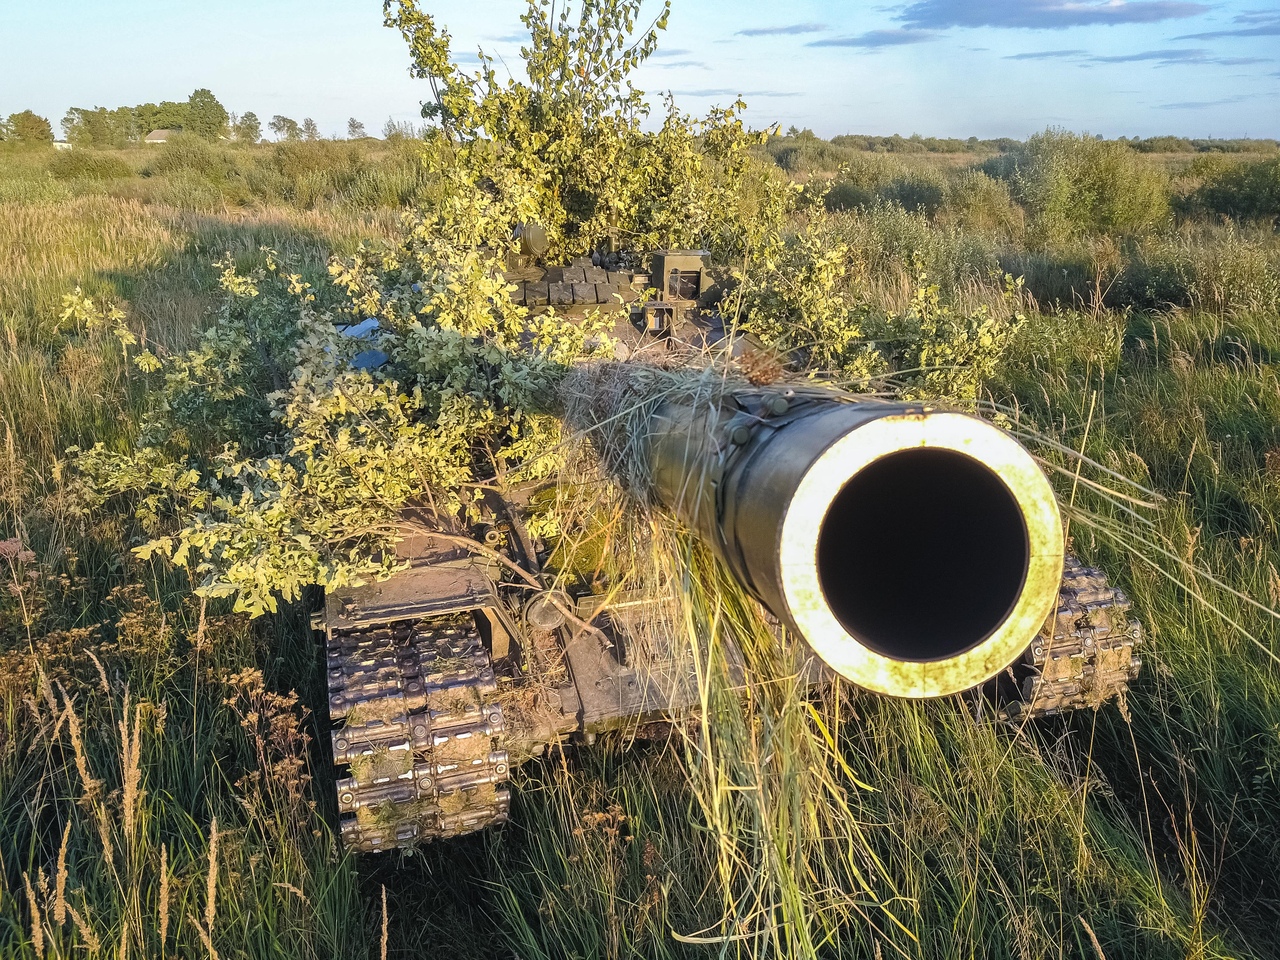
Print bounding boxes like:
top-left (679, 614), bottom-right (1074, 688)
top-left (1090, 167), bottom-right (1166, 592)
top-left (2, 0), bottom-right (1277, 139)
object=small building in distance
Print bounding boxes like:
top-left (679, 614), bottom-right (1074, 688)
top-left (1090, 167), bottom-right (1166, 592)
top-left (144, 129), bottom-right (178, 144)
top-left (52, 141), bottom-right (73, 151)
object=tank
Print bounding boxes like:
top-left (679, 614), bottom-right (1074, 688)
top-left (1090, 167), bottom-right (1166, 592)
top-left (318, 251), bottom-right (1144, 852)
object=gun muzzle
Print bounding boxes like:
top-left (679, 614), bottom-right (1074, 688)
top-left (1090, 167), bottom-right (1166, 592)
top-left (647, 393), bottom-right (1064, 698)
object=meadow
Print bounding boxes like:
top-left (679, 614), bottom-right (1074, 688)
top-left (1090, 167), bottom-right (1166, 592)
top-left (2, 43), bottom-right (1280, 960)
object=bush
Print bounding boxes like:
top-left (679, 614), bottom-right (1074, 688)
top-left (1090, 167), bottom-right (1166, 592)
top-left (824, 154), bottom-right (910, 212)
top-left (835, 200), bottom-right (1000, 290)
top-left (732, 218), bottom-right (879, 378)
top-left (1186, 154), bottom-right (1239, 180)
top-left (863, 280), bottom-right (1025, 408)
top-left (142, 135), bottom-right (239, 182)
top-left (883, 171), bottom-right (946, 216)
top-left (264, 140), bottom-right (420, 209)
top-left (48, 149), bottom-right (132, 181)
top-left (1118, 228), bottom-right (1280, 313)
top-left (937, 170), bottom-right (1024, 238)
top-left (270, 140), bottom-right (363, 187)
top-left (243, 164), bottom-right (289, 203)
top-left (341, 161), bottom-right (424, 209)
top-left (768, 136), bottom-right (859, 176)
top-left (133, 136), bottom-right (430, 210)
top-left (823, 160), bottom-right (952, 220)
top-left (1194, 157), bottom-right (1280, 224)
top-left (823, 179), bottom-right (870, 212)
top-left (1185, 234), bottom-right (1279, 312)
top-left (991, 129), bottom-right (1170, 244)
top-left (148, 169), bottom-right (226, 210)
top-left (1108, 242), bottom-right (1193, 311)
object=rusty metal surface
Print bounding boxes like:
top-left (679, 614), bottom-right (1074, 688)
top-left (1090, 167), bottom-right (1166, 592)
top-left (325, 560), bottom-right (500, 630)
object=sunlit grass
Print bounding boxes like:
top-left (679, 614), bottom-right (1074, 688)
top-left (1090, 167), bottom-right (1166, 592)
top-left (1, 136), bottom-right (1279, 960)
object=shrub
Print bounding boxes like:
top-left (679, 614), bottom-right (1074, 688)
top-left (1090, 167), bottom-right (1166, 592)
top-left (243, 164), bottom-right (289, 203)
top-left (824, 179), bottom-right (871, 212)
top-left (835, 200), bottom-right (1001, 290)
top-left (1186, 154), bottom-right (1239, 181)
top-left (1168, 155), bottom-right (1237, 215)
top-left (823, 158), bottom-right (947, 218)
top-left (142, 134), bottom-right (238, 181)
top-left (257, 136), bottom-right (429, 209)
top-left (864, 279), bottom-right (1026, 408)
top-left (270, 140), bottom-right (364, 192)
top-left (148, 169), bottom-right (225, 210)
top-left (993, 129), bottom-right (1170, 244)
top-left (1110, 237), bottom-right (1197, 310)
top-left (937, 170), bottom-right (1024, 238)
top-left (341, 161), bottom-right (423, 209)
top-left (768, 136), bottom-right (857, 176)
top-left (731, 219), bottom-right (880, 379)
top-left (883, 170), bottom-right (946, 216)
top-left (1112, 228), bottom-right (1280, 313)
top-left (825, 154), bottom-right (902, 206)
top-left (1194, 157), bottom-right (1280, 224)
top-left (291, 170), bottom-right (339, 209)
top-left (48, 150), bottom-right (132, 181)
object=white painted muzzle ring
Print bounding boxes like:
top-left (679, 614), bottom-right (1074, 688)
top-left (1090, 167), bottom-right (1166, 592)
top-left (779, 412), bottom-right (1064, 698)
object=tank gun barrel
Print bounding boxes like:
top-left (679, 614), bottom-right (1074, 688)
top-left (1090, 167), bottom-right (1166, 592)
top-left (566, 365), bottom-right (1065, 699)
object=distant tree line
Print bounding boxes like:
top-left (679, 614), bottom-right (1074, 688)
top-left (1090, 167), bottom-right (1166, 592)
top-left (57, 89), bottom-right (231, 145)
top-left (1122, 135), bottom-right (1280, 154)
top-left (34, 108), bottom-right (1270, 156)
top-left (779, 127), bottom-right (1279, 156)
top-left (827, 131), bottom-right (1024, 154)
top-left (41, 88), bottom-right (375, 147)
top-left (0, 110), bottom-right (55, 143)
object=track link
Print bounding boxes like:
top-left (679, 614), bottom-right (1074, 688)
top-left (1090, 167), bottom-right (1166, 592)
top-left (327, 614), bottom-right (510, 851)
top-left (1004, 554), bottom-right (1143, 720)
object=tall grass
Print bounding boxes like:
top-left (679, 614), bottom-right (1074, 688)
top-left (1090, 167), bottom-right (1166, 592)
top-left (500, 354), bottom-right (1263, 958)
top-left (0, 138), bottom-right (432, 216)
top-left (992, 303), bottom-right (1280, 951)
top-left (4, 128), bottom-right (1280, 959)
top-left (0, 186), bottom-right (399, 958)
top-left (0, 583), bottom-right (369, 958)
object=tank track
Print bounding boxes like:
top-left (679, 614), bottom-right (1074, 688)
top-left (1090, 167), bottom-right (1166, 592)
top-left (327, 614), bottom-right (511, 852)
top-left (324, 558), bottom-right (1141, 849)
top-left (1002, 554), bottom-right (1143, 720)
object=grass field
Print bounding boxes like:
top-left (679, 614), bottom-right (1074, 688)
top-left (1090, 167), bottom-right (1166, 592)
top-left (1, 126), bottom-right (1280, 959)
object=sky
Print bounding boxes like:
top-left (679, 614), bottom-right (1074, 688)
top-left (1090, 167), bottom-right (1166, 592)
top-left (2, 0), bottom-right (1278, 140)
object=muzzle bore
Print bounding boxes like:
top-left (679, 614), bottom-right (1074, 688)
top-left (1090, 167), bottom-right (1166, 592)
top-left (649, 398), bottom-right (1064, 698)
top-left (815, 447), bottom-right (1030, 663)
